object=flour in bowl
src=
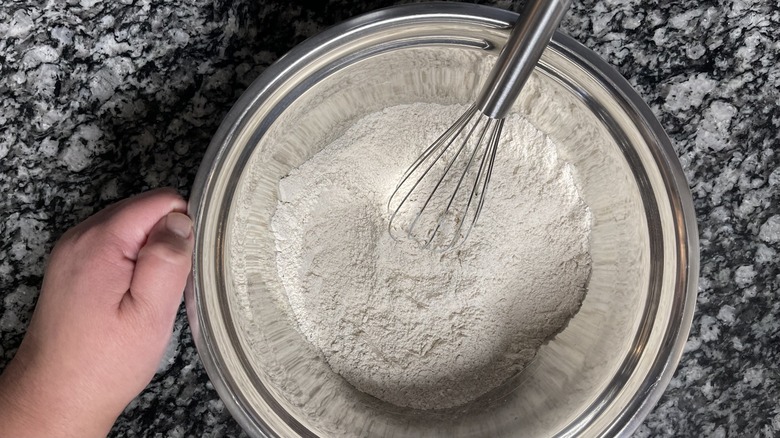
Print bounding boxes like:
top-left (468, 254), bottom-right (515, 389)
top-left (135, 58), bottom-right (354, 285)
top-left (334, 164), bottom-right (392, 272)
top-left (271, 103), bottom-right (592, 410)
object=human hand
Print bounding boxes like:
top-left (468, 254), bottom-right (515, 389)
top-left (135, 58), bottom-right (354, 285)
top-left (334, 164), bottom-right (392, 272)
top-left (0, 188), bottom-right (194, 438)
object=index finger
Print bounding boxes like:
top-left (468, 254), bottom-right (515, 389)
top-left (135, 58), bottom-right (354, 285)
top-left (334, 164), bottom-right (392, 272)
top-left (75, 188), bottom-right (188, 260)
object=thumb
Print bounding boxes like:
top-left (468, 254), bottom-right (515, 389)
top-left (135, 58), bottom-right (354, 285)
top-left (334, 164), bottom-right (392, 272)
top-left (125, 212), bottom-right (194, 324)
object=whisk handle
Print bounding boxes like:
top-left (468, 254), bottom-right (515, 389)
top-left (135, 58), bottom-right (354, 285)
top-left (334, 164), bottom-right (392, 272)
top-left (475, 0), bottom-right (571, 119)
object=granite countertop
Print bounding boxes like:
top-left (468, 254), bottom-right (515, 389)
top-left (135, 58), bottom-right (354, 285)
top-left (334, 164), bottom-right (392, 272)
top-left (1, 0), bottom-right (778, 436)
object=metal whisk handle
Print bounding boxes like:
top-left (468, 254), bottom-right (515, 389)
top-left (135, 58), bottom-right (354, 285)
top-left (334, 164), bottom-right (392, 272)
top-left (475, 0), bottom-right (572, 120)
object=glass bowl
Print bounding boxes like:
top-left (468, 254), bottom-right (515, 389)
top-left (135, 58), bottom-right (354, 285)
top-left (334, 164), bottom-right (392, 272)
top-left (185, 3), bottom-right (698, 437)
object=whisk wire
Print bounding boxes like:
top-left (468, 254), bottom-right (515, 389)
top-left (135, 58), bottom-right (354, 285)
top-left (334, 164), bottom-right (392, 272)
top-left (387, 106), bottom-right (478, 238)
top-left (425, 114), bottom-right (493, 250)
top-left (387, 106), bottom-right (504, 251)
top-left (387, 105), bottom-right (477, 215)
top-left (442, 117), bottom-right (500, 250)
top-left (410, 109), bottom-right (483, 242)
top-left (462, 119), bottom-right (502, 244)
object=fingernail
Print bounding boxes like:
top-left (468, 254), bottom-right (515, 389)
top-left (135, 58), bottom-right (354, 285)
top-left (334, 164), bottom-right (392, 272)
top-left (166, 212), bottom-right (192, 239)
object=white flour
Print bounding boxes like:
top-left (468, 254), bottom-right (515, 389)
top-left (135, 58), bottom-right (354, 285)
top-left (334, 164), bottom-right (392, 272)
top-left (271, 103), bottom-right (592, 410)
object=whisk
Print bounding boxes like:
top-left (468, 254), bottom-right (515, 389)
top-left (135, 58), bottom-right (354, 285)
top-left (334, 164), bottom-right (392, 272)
top-left (387, 0), bottom-right (571, 251)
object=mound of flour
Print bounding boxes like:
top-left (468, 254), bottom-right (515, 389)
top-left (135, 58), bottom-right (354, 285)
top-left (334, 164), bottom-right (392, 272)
top-left (271, 103), bottom-right (591, 410)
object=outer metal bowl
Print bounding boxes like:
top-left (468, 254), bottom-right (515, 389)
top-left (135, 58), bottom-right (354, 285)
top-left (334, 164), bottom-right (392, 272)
top-left (186, 3), bottom-right (698, 437)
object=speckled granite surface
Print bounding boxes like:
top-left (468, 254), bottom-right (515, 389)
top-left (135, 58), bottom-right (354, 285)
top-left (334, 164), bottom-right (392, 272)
top-left (1, 0), bottom-right (778, 436)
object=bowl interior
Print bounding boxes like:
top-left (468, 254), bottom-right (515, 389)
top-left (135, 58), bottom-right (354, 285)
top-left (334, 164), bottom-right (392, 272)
top-left (191, 8), bottom-right (693, 438)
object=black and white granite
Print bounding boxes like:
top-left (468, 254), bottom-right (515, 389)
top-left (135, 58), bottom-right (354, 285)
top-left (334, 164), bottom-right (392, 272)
top-left (1, 0), bottom-right (778, 436)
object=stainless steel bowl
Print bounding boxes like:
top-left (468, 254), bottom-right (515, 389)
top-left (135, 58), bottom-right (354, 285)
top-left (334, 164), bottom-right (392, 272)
top-left (186, 3), bottom-right (698, 437)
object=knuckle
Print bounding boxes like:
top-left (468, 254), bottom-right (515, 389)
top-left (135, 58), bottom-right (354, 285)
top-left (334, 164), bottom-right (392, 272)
top-left (139, 241), bottom-right (189, 265)
top-left (54, 223), bottom-right (130, 267)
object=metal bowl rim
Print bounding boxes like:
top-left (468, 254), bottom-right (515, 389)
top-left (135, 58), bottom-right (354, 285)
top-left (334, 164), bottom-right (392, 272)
top-left (185, 3), bottom-right (699, 437)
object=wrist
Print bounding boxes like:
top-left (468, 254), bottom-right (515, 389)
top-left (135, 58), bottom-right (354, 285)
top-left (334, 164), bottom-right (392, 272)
top-left (0, 346), bottom-right (118, 438)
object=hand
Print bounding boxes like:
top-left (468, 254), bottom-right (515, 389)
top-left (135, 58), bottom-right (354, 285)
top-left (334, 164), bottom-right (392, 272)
top-left (0, 188), bottom-right (194, 438)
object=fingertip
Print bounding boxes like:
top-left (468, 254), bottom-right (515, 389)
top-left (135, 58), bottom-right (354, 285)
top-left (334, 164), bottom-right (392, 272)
top-left (139, 188), bottom-right (187, 213)
top-left (127, 214), bottom-right (194, 322)
top-left (93, 188), bottom-right (189, 252)
top-left (165, 212), bottom-right (193, 239)
top-left (143, 213), bottom-right (194, 265)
